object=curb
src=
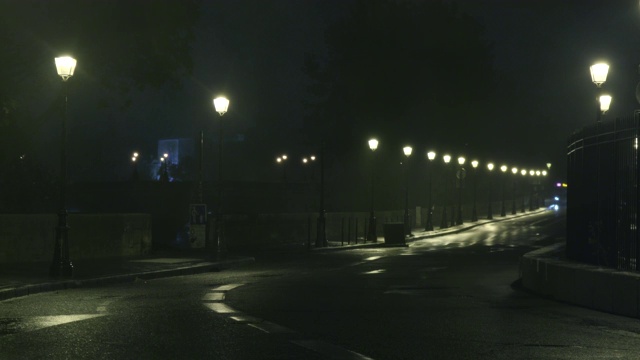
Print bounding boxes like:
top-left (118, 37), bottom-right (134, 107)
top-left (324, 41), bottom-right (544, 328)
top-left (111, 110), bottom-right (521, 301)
top-left (0, 257), bottom-right (255, 302)
top-left (520, 244), bottom-right (640, 319)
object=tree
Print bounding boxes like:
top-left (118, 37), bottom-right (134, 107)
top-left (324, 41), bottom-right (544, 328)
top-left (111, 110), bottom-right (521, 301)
top-left (0, 0), bottom-right (201, 208)
top-left (304, 0), bottom-right (495, 154)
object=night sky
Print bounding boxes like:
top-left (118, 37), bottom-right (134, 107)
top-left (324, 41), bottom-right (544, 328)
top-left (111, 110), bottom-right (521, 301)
top-left (4, 0), bottom-right (640, 186)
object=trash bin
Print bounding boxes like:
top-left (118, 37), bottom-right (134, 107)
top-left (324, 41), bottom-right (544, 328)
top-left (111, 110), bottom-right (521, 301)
top-left (383, 222), bottom-right (405, 245)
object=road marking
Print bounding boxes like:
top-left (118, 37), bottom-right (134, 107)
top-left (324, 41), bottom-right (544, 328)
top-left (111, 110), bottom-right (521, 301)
top-left (202, 292), bottom-right (225, 301)
top-left (0, 314), bottom-right (105, 336)
top-left (212, 284), bottom-right (244, 291)
top-left (229, 315), bottom-right (262, 323)
top-left (364, 256), bottom-right (382, 261)
top-left (204, 302), bottom-right (238, 313)
top-left (362, 269), bottom-right (386, 275)
top-left (248, 321), bottom-right (295, 334)
top-left (292, 340), bottom-right (374, 360)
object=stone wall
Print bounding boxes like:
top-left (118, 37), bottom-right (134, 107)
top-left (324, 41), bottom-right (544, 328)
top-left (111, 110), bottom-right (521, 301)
top-left (0, 214), bottom-right (151, 263)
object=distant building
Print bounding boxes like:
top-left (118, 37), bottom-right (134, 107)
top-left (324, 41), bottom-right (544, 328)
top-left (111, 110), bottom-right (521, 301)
top-left (157, 138), bottom-right (195, 165)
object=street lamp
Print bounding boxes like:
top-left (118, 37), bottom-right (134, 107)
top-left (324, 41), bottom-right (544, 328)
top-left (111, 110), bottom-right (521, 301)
top-left (131, 152), bottom-right (139, 181)
top-left (276, 154), bottom-right (288, 182)
top-left (590, 62), bottom-right (609, 122)
top-left (487, 163), bottom-right (494, 220)
top-left (213, 96), bottom-right (229, 259)
top-left (425, 151), bottom-right (436, 231)
top-left (441, 154), bottom-right (452, 228)
top-left (511, 167), bottom-right (518, 215)
top-left (456, 156), bottom-right (466, 225)
top-left (500, 165), bottom-right (507, 217)
top-left (520, 169), bottom-right (527, 212)
top-left (471, 160), bottom-right (478, 222)
top-left (368, 138), bottom-right (379, 242)
top-left (403, 146), bottom-right (413, 236)
top-left (529, 169), bottom-right (535, 211)
top-left (50, 56), bottom-right (77, 278)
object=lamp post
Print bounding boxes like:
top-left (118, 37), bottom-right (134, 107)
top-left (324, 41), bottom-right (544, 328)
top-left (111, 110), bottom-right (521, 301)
top-left (368, 139), bottom-right (379, 242)
top-left (456, 156), bottom-right (466, 225)
top-left (511, 167), bottom-right (518, 215)
top-left (425, 151), bottom-right (436, 231)
top-left (50, 56), bottom-right (76, 278)
top-left (213, 96), bottom-right (229, 258)
top-left (487, 163), bottom-right (494, 220)
top-left (276, 154), bottom-right (288, 182)
top-left (441, 154), bottom-right (451, 228)
top-left (520, 169), bottom-right (527, 212)
top-left (590, 63), bottom-right (609, 122)
top-left (529, 169), bottom-right (535, 211)
top-left (471, 160), bottom-right (478, 222)
top-left (131, 152), bottom-right (139, 181)
top-left (160, 153), bottom-right (169, 182)
top-left (500, 165), bottom-right (507, 216)
top-left (316, 142), bottom-right (327, 247)
top-left (535, 170), bottom-right (542, 208)
top-left (403, 146), bottom-right (413, 236)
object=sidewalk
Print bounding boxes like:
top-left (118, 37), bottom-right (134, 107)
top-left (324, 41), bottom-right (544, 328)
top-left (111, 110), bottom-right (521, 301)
top-left (322, 208), bottom-right (549, 251)
top-left (0, 250), bottom-right (255, 301)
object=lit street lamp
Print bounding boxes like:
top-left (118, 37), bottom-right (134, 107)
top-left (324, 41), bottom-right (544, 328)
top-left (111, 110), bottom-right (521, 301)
top-left (403, 146), bottom-right (413, 236)
top-left (213, 96), bottom-right (229, 259)
top-left (276, 154), bottom-right (288, 182)
top-left (160, 153), bottom-right (169, 182)
top-left (441, 154), bottom-right (452, 228)
top-left (425, 151), bottom-right (436, 231)
top-left (368, 139), bottom-right (379, 242)
top-left (500, 165), bottom-right (508, 217)
top-left (590, 62), bottom-right (609, 122)
top-left (511, 167), bottom-right (518, 215)
top-left (487, 163), bottom-right (494, 220)
top-left (456, 156), bottom-right (466, 225)
top-left (50, 56), bottom-right (77, 278)
top-left (529, 169), bottom-right (535, 211)
top-left (520, 169), bottom-right (527, 212)
top-left (471, 160), bottom-right (478, 222)
top-left (131, 152), bottom-right (140, 181)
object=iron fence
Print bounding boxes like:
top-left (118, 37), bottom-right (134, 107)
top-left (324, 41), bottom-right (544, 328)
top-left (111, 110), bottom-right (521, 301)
top-left (567, 114), bottom-right (640, 270)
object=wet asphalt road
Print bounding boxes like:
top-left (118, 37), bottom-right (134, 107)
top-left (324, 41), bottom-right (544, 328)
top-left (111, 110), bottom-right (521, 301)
top-left (3, 210), bottom-right (640, 359)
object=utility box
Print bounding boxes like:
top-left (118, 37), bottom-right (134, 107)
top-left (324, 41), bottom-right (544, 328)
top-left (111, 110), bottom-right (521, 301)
top-left (383, 222), bottom-right (405, 245)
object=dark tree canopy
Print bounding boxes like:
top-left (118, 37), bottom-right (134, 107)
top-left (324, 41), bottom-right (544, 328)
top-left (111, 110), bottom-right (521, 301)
top-left (305, 0), bottom-right (495, 154)
top-left (0, 0), bottom-right (200, 209)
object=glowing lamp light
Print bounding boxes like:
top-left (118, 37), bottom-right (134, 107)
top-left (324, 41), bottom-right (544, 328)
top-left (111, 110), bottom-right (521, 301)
top-left (368, 138), bottom-right (379, 151)
top-left (521, 169), bottom-right (527, 176)
top-left (511, 167), bottom-right (517, 174)
top-left (55, 56), bottom-right (77, 81)
top-left (443, 154), bottom-right (451, 164)
top-left (427, 151), bottom-right (436, 161)
top-left (547, 163), bottom-right (552, 169)
top-left (457, 157), bottom-right (465, 165)
top-left (599, 95), bottom-right (612, 113)
top-left (590, 63), bottom-right (609, 87)
top-left (487, 163), bottom-right (494, 171)
top-left (542, 170), bottom-right (548, 176)
top-left (471, 160), bottom-right (478, 168)
top-left (276, 157), bottom-right (282, 163)
top-left (213, 96), bottom-right (230, 115)
top-left (536, 170), bottom-right (541, 176)
top-left (556, 182), bottom-right (562, 187)
top-left (403, 146), bottom-right (412, 157)
top-left (310, 156), bottom-right (316, 161)
top-left (500, 165), bottom-right (507, 172)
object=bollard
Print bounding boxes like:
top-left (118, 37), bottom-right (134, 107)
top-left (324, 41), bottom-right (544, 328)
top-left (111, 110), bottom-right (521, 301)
top-left (347, 217), bottom-right (352, 245)
top-left (341, 218), bottom-right (345, 246)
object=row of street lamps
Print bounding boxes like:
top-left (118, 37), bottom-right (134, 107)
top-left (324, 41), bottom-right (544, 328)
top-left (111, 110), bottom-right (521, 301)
top-left (366, 138), bottom-right (551, 240)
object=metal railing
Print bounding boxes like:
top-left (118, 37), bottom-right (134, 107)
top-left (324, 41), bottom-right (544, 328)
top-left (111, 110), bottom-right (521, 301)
top-left (567, 114), bottom-right (640, 270)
